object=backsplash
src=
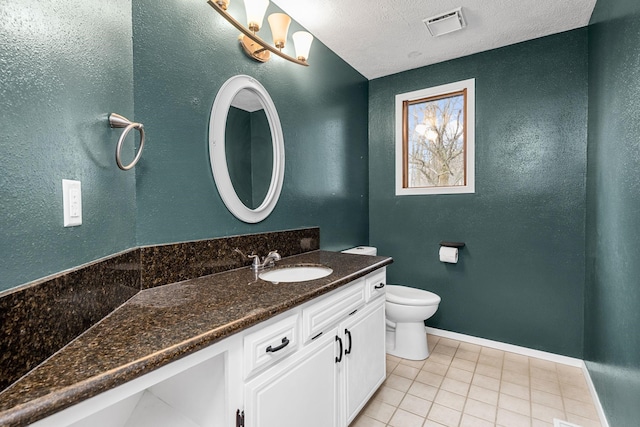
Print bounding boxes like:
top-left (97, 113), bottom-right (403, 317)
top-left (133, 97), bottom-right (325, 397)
top-left (0, 227), bottom-right (319, 392)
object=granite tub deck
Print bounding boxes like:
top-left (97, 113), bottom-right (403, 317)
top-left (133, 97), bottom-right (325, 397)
top-left (0, 250), bottom-right (392, 426)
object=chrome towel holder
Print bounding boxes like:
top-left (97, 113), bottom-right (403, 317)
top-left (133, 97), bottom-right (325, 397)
top-left (109, 113), bottom-right (145, 171)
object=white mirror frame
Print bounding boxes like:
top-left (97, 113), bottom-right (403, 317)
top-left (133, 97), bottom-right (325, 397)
top-left (209, 75), bottom-right (285, 223)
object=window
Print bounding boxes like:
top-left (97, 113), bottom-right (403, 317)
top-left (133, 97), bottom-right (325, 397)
top-left (395, 78), bottom-right (475, 195)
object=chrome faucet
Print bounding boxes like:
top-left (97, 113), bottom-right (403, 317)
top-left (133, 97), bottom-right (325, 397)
top-left (234, 248), bottom-right (281, 271)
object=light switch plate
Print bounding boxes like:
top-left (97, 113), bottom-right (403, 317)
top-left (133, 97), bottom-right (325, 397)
top-left (62, 179), bottom-right (82, 227)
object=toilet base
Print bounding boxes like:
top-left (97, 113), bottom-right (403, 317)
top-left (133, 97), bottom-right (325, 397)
top-left (385, 322), bottom-right (430, 360)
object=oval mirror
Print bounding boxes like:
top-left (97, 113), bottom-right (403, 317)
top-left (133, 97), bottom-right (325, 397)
top-left (209, 75), bottom-right (285, 223)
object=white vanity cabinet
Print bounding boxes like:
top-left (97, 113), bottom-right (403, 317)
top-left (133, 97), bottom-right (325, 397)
top-left (31, 267), bottom-right (386, 427)
top-left (241, 268), bottom-right (386, 427)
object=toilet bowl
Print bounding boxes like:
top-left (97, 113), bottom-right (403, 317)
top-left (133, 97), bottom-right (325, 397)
top-left (341, 246), bottom-right (441, 361)
top-left (385, 285), bottom-right (441, 360)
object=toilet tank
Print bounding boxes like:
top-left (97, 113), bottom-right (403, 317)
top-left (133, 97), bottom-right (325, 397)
top-left (341, 246), bottom-right (377, 256)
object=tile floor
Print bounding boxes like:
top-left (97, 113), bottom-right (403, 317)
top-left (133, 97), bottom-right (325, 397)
top-left (351, 335), bottom-right (603, 427)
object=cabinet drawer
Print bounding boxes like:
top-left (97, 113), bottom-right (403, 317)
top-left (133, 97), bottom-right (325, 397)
top-left (302, 280), bottom-right (365, 342)
top-left (365, 268), bottom-right (386, 302)
top-left (244, 314), bottom-right (299, 378)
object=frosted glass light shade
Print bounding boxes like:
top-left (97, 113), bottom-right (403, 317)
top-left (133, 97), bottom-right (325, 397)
top-left (244, 0), bottom-right (269, 31)
top-left (268, 13), bottom-right (291, 48)
top-left (292, 31), bottom-right (313, 61)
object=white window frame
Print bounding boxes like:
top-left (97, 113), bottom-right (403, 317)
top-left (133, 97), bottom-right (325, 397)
top-left (395, 78), bottom-right (475, 196)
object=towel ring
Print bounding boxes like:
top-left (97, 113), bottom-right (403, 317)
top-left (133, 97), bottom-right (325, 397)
top-left (109, 113), bottom-right (145, 171)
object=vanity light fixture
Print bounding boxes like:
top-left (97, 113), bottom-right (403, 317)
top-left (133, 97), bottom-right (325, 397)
top-left (207, 0), bottom-right (313, 66)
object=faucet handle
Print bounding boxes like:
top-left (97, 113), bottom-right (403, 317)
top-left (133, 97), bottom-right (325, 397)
top-left (234, 248), bottom-right (261, 268)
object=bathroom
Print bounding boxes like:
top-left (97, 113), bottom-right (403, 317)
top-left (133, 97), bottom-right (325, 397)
top-left (0, 0), bottom-right (639, 426)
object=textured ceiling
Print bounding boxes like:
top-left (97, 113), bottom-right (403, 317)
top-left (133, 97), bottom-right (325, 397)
top-left (272, 0), bottom-right (597, 80)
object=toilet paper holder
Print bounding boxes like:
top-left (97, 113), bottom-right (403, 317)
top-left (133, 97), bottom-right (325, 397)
top-left (439, 241), bottom-right (465, 248)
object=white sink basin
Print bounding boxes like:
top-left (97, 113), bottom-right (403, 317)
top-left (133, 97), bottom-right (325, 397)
top-left (259, 265), bottom-right (333, 283)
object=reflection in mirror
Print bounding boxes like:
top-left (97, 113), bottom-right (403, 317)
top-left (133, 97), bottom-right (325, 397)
top-left (209, 75), bottom-right (284, 223)
top-left (225, 89), bottom-right (273, 210)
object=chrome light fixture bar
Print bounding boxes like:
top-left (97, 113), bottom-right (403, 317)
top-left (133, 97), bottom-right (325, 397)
top-left (207, 0), bottom-right (313, 66)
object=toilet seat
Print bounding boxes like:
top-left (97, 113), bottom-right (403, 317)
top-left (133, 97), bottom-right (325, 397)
top-left (386, 285), bottom-right (441, 306)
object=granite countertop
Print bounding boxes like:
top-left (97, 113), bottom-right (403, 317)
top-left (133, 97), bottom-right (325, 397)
top-left (0, 250), bottom-right (392, 426)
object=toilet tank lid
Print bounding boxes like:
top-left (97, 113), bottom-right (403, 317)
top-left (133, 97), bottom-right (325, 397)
top-left (386, 285), bottom-right (441, 306)
top-left (341, 246), bottom-right (377, 256)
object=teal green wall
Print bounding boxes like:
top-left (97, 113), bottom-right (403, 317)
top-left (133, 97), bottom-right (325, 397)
top-left (0, 0), bottom-right (369, 292)
top-left (369, 30), bottom-right (588, 357)
top-left (0, 0), bottom-right (136, 291)
top-left (132, 0), bottom-right (370, 248)
top-left (586, 0), bottom-right (640, 425)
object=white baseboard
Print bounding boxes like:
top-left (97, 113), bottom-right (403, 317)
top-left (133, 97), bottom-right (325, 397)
top-left (425, 327), bottom-right (610, 427)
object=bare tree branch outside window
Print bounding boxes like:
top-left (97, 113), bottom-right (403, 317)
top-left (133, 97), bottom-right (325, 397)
top-left (404, 90), bottom-right (467, 188)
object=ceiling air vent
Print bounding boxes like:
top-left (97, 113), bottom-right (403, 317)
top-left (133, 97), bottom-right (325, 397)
top-left (423, 7), bottom-right (466, 37)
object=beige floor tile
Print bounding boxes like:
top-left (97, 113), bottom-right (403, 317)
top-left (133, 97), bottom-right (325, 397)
top-left (363, 398), bottom-right (397, 423)
top-left (440, 377), bottom-right (471, 396)
top-left (472, 373), bottom-right (501, 391)
top-left (458, 342), bottom-right (482, 353)
top-left (503, 359), bottom-right (530, 375)
top-left (499, 393), bottom-right (531, 417)
top-left (529, 358), bottom-right (557, 372)
top-left (433, 344), bottom-right (458, 356)
top-left (422, 360), bottom-right (450, 376)
top-left (563, 397), bottom-right (599, 420)
top-left (455, 349), bottom-right (480, 363)
top-left (387, 354), bottom-right (403, 364)
top-left (531, 389), bottom-right (564, 410)
top-left (400, 394), bottom-right (432, 417)
top-left (496, 408), bottom-right (532, 427)
top-left (463, 398), bottom-right (497, 422)
top-left (531, 402), bottom-right (566, 424)
top-left (350, 414), bottom-right (386, 427)
top-left (531, 419), bottom-right (554, 427)
top-left (423, 420), bottom-right (447, 427)
top-left (501, 380), bottom-right (530, 400)
top-left (478, 353), bottom-right (504, 368)
top-left (475, 363), bottom-right (502, 379)
top-left (428, 352), bottom-right (454, 366)
top-left (530, 377), bottom-right (562, 395)
top-left (530, 366), bottom-right (559, 383)
top-left (560, 383), bottom-right (592, 403)
top-left (450, 357), bottom-right (477, 372)
top-left (387, 362), bottom-right (399, 376)
top-left (385, 373), bottom-right (414, 392)
top-left (395, 364), bottom-right (421, 380)
top-left (416, 370), bottom-right (444, 388)
top-left (460, 413), bottom-right (494, 427)
top-left (437, 337), bottom-right (461, 348)
top-left (566, 412), bottom-right (602, 427)
top-left (427, 403), bottom-right (462, 427)
top-left (408, 381), bottom-right (438, 402)
top-left (388, 408), bottom-right (425, 427)
top-left (504, 352), bottom-right (529, 364)
top-left (480, 346), bottom-right (505, 359)
top-left (427, 334), bottom-right (440, 348)
top-left (468, 384), bottom-right (499, 406)
top-left (434, 389), bottom-right (466, 412)
top-left (375, 385), bottom-right (406, 406)
top-left (400, 358), bottom-right (427, 369)
top-left (445, 366), bottom-right (473, 383)
top-left (502, 370), bottom-right (530, 387)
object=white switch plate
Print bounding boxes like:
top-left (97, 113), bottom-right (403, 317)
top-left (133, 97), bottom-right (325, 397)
top-left (62, 179), bottom-right (82, 227)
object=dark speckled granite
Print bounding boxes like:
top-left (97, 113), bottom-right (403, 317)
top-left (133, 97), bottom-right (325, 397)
top-left (0, 228), bottom-right (319, 398)
top-left (0, 250), bottom-right (392, 426)
top-left (140, 228), bottom-right (319, 289)
top-left (0, 250), bottom-right (140, 392)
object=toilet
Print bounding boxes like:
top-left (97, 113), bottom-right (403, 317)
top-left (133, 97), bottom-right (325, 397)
top-left (341, 246), bottom-right (441, 361)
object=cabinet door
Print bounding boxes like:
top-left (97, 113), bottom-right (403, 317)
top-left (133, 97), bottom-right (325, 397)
top-left (244, 330), bottom-right (340, 427)
top-left (342, 298), bottom-right (386, 424)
